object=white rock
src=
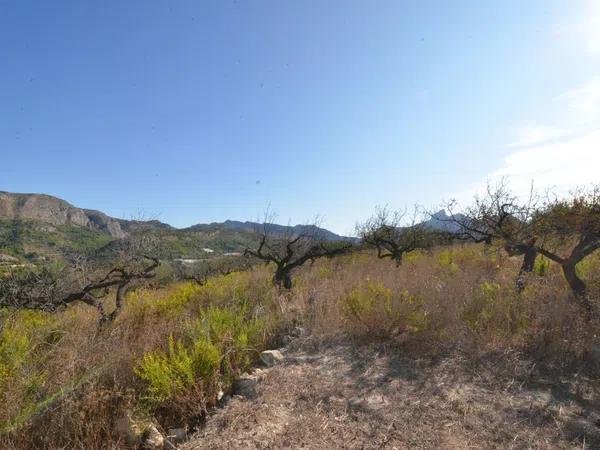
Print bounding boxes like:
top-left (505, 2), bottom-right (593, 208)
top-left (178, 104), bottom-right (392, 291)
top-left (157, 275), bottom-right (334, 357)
top-left (142, 425), bottom-right (164, 450)
top-left (260, 349), bottom-right (284, 367)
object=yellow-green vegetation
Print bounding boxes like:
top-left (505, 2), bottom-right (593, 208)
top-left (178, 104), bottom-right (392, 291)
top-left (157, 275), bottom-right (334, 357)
top-left (341, 283), bottom-right (427, 339)
top-left (0, 244), bottom-right (598, 449)
top-left (136, 335), bottom-right (220, 406)
top-left (0, 268), bottom-right (282, 449)
top-left (136, 305), bottom-right (270, 409)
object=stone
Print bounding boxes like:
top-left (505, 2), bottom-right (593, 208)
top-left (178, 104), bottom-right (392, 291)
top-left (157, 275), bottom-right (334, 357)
top-left (167, 427), bottom-right (187, 443)
top-left (291, 326), bottom-right (306, 337)
top-left (142, 424), bottom-right (164, 450)
top-left (260, 350), bottom-right (284, 367)
top-left (234, 374), bottom-right (258, 397)
top-left (115, 411), bottom-right (145, 446)
top-left (115, 411), bottom-right (164, 449)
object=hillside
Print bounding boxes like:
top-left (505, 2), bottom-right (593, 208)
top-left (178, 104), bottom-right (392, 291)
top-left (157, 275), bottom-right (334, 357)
top-left (0, 192), bottom-right (126, 238)
top-left (0, 191), bottom-right (353, 263)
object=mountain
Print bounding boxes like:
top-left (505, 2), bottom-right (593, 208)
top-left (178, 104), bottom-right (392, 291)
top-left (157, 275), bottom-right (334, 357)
top-left (0, 192), bottom-right (126, 238)
top-left (422, 210), bottom-right (466, 233)
top-left (185, 220), bottom-right (351, 242)
top-left (0, 191), bottom-right (352, 262)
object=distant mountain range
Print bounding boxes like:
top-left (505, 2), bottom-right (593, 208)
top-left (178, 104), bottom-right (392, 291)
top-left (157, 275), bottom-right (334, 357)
top-left (0, 191), bottom-right (464, 264)
top-left (0, 192), bottom-right (354, 262)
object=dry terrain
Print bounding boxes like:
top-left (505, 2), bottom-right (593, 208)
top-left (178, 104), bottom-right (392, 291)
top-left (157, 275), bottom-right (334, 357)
top-left (185, 338), bottom-right (600, 450)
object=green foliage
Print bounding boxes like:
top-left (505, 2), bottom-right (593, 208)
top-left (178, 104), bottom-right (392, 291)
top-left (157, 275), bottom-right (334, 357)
top-left (436, 249), bottom-right (460, 274)
top-left (461, 281), bottom-right (528, 338)
top-left (575, 250), bottom-right (600, 279)
top-left (534, 255), bottom-right (550, 276)
top-left (0, 322), bottom-right (30, 388)
top-left (190, 306), bottom-right (267, 374)
top-left (0, 309), bottom-right (61, 434)
top-left (316, 267), bottom-right (332, 279)
top-left (136, 304), bottom-right (270, 408)
top-left (135, 335), bottom-right (220, 406)
top-left (0, 220), bottom-right (113, 261)
top-left (340, 283), bottom-right (428, 339)
top-left (0, 310), bottom-right (55, 391)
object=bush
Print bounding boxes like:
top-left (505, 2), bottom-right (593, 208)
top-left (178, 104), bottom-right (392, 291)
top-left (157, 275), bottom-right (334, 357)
top-left (136, 335), bottom-right (220, 407)
top-left (340, 283), bottom-right (428, 339)
top-left (135, 303), bottom-right (272, 416)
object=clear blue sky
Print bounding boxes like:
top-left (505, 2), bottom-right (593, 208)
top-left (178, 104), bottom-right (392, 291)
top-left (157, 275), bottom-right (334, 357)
top-left (2, 1), bottom-right (599, 234)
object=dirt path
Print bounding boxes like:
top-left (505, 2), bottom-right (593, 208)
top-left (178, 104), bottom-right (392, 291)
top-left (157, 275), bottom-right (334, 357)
top-left (184, 340), bottom-right (600, 449)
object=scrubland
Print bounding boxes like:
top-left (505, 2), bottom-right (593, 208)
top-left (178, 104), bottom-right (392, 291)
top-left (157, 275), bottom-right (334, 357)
top-left (1, 243), bottom-right (599, 449)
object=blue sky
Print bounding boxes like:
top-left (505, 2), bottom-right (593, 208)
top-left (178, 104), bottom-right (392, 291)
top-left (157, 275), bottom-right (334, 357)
top-left (1, 1), bottom-right (599, 234)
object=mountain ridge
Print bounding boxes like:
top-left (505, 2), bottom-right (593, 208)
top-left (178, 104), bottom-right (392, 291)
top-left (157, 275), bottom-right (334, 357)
top-left (0, 191), bottom-right (351, 239)
top-left (0, 191), bottom-right (354, 262)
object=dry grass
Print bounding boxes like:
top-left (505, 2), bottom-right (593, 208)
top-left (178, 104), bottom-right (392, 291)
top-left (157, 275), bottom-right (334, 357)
top-left (298, 245), bottom-right (597, 363)
top-left (1, 243), bottom-right (599, 448)
top-left (0, 267), bottom-right (284, 449)
top-left (185, 341), bottom-right (600, 449)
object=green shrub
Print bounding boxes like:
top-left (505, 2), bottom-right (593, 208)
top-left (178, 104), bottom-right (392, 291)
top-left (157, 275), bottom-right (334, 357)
top-left (136, 304), bottom-right (271, 408)
top-left (534, 256), bottom-right (550, 276)
top-left (461, 281), bottom-right (528, 339)
top-left (135, 335), bottom-right (220, 406)
top-left (340, 283), bottom-right (428, 339)
top-left (436, 249), bottom-right (460, 274)
top-left (190, 306), bottom-right (268, 374)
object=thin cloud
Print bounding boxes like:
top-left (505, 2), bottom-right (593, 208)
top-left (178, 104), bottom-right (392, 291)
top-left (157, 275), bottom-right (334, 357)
top-left (459, 77), bottom-right (600, 203)
top-left (554, 79), bottom-right (600, 123)
top-left (494, 127), bottom-right (600, 193)
top-left (554, 0), bottom-right (600, 53)
top-left (507, 125), bottom-right (574, 149)
top-left (579, 0), bottom-right (600, 53)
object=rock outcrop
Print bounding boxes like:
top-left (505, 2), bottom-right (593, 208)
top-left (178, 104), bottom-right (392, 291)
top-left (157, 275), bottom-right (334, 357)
top-left (0, 192), bottom-right (125, 238)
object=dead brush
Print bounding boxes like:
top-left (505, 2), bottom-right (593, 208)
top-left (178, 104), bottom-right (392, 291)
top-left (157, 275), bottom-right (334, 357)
top-left (1, 244), bottom-right (599, 449)
top-left (296, 244), bottom-right (598, 362)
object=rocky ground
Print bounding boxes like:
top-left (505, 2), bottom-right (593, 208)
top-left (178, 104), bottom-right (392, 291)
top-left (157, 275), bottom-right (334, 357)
top-left (178, 337), bottom-right (600, 450)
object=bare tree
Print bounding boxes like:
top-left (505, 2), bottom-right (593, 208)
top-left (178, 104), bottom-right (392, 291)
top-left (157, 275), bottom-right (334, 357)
top-left (357, 206), bottom-right (439, 267)
top-left (530, 187), bottom-right (600, 314)
top-left (175, 255), bottom-right (254, 286)
top-left (244, 215), bottom-right (352, 289)
top-left (444, 181), bottom-right (543, 290)
top-left (445, 181), bottom-right (600, 314)
top-left (0, 256), bottom-right (160, 323)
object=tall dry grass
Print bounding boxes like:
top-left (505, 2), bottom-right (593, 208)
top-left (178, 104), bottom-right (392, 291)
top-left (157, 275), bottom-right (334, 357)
top-left (296, 245), bottom-right (597, 361)
top-left (0, 243), bottom-right (598, 448)
top-left (0, 267), bottom-right (285, 449)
